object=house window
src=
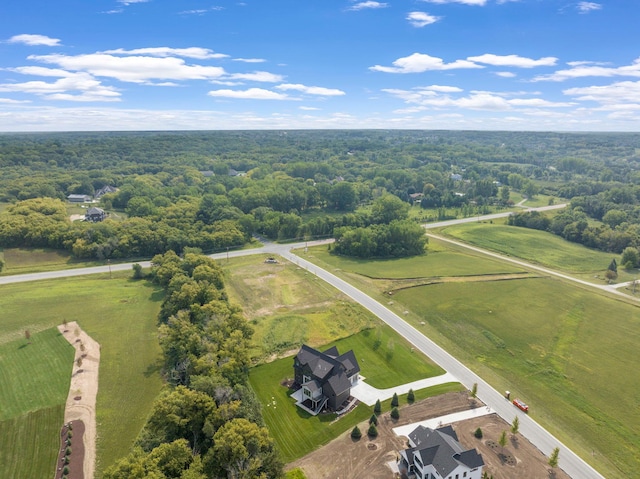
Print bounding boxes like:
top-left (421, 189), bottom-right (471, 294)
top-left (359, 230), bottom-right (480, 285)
top-left (463, 473), bottom-right (467, 478)
top-left (303, 374), bottom-right (311, 383)
top-left (303, 388), bottom-right (311, 398)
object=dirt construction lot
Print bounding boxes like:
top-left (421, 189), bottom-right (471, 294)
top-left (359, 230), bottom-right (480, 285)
top-left (288, 392), bottom-right (570, 479)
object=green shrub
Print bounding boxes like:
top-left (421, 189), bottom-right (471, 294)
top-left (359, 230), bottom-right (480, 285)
top-left (369, 414), bottom-right (378, 426)
top-left (65, 446), bottom-right (72, 456)
top-left (391, 407), bottom-right (399, 420)
top-left (351, 426), bottom-right (362, 439)
top-left (367, 424), bottom-right (378, 438)
top-left (63, 466), bottom-right (70, 475)
top-left (407, 389), bottom-right (415, 403)
top-left (374, 399), bottom-right (381, 415)
top-left (474, 427), bottom-right (483, 439)
top-left (391, 393), bottom-right (399, 408)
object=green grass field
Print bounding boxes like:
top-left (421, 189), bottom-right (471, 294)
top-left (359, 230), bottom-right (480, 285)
top-left (0, 329), bottom-right (75, 479)
top-left (223, 254), bottom-right (376, 359)
top-left (249, 327), bottom-right (455, 462)
top-left (0, 273), bottom-right (165, 477)
top-left (0, 247), bottom-right (108, 275)
top-left (439, 222), bottom-right (625, 277)
top-left (300, 244), bottom-right (640, 479)
top-left (307, 240), bottom-right (524, 279)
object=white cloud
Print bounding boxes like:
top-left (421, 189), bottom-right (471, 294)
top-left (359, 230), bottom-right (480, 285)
top-left (300, 106), bottom-right (321, 110)
top-left (577, 2), bottom-right (601, 13)
top-left (564, 80), bottom-right (640, 106)
top-left (0, 71), bottom-right (120, 102)
top-left (227, 71), bottom-right (283, 82)
top-left (467, 54), bottom-right (557, 68)
top-left (0, 98), bottom-right (30, 104)
top-left (370, 53), bottom-right (482, 73)
top-left (407, 12), bottom-right (441, 27)
top-left (533, 58), bottom-right (640, 81)
top-left (348, 1), bottom-right (388, 11)
top-left (496, 71), bottom-right (516, 77)
top-left (419, 85), bottom-right (463, 92)
top-left (102, 47), bottom-right (228, 59)
top-left (382, 87), bottom-right (573, 111)
top-left (7, 34), bottom-right (61, 46)
top-left (207, 88), bottom-right (291, 100)
top-left (233, 58), bottom-right (267, 63)
top-left (419, 0), bottom-right (487, 5)
top-left (28, 53), bottom-right (227, 83)
top-left (117, 0), bottom-right (149, 4)
top-left (276, 83), bottom-right (345, 96)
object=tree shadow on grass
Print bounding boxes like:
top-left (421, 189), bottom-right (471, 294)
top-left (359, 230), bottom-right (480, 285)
top-left (143, 358), bottom-right (163, 378)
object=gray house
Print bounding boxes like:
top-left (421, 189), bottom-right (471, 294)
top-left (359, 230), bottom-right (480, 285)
top-left (398, 425), bottom-right (484, 479)
top-left (85, 207), bottom-right (106, 222)
top-left (292, 344), bottom-right (360, 414)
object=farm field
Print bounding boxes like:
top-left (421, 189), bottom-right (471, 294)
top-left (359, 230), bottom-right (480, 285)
top-left (0, 329), bottom-right (74, 479)
top-left (439, 222), bottom-right (636, 281)
top-left (300, 243), bottom-right (639, 479)
top-left (0, 272), bottom-right (165, 477)
top-left (248, 326), bottom-right (458, 462)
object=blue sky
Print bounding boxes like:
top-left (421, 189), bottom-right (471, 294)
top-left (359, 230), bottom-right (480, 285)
top-left (1, 0), bottom-right (638, 131)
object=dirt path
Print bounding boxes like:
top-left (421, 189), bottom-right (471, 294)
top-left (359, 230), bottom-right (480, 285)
top-left (58, 321), bottom-right (100, 479)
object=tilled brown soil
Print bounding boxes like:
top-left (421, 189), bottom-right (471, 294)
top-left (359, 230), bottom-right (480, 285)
top-left (54, 420), bottom-right (84, 479)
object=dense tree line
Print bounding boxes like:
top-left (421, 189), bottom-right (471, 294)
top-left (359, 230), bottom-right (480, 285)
top-left (103, 252), bottom-right (282, 479)
top-left (2, 130), bottom-right (640, 260)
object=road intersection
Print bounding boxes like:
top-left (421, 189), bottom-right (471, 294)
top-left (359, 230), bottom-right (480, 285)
top-left (1, 205), bottom-right (621, 478)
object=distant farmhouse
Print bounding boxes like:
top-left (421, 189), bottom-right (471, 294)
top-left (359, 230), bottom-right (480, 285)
top-left (94, 185), bottom-right (118, 199)
top-left (292, 344), bottom-right (360, 415)
top-left (398, 425), bottom-right (484, 479)
top-left (67, 194), bottom-right (92, 203)
top-left (85, 207), bottom-right (107, 222)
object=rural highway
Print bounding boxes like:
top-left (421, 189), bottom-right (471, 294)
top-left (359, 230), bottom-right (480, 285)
top-left (0, 204), bottom-right (612, 478)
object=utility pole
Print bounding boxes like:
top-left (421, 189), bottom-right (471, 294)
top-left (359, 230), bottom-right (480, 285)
top-left (107, 259), bottom-right (112, 279)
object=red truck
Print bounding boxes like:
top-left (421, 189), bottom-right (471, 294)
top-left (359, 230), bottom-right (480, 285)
top-left (513, 398), bottom-right (529, 413)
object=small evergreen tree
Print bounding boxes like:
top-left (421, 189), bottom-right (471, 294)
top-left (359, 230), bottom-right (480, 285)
top-left (407, 389), bottom-right (415, 403)
top-left (390, 407), bottom-right (399, 420)
top-left (549, 447), bottom-right (560, 468)
top-left (369, 414), bottom-right (378, 426)
top-left (474, 427), bottom-right (483, 439)
top-left (470, 382), bottom-right (478, 398)
top-left (367, 424), bottom-right (378, 438)
top-left (374, 399), bottom-right (382, 415)
top-left (351, 425), bottom-right (362, 439)
top-left (391, 392), bottom-right (399, 408)
top-left (511, 416), bottom-right (520, 436)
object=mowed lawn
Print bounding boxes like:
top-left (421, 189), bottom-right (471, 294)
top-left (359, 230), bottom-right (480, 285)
top-left (0, 247), bottom-right (106, 275)
top-left (307, 239), bottom-right (525, 279)
top-left (249, 326), bottom-right (449, 462)
top-left (0, 329), bottom-right (75, 479)
top-left (393, 278), bottom-right (640, 479)
top-left (0, 273), bottom-right (165, 477)
top-left (440, 222), bottom-right (621, 275)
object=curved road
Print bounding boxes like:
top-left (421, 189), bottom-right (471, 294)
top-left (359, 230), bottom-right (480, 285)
top-left (0, 204), bottom-right (612, 478)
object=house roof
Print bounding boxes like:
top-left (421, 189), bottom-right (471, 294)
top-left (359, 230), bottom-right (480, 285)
top-left (86, 207), bottom-right (105, 215)
top-left (295, 344), bottom-right (360, 385)
top-left (406, 425), bottom-right (484, 477)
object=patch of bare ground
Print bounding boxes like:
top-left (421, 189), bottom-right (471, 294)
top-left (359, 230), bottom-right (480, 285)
top-left (287, 391), bottom-right (570, 479)
top-left (57, 322), bottom-right (100, 479)
top-left (54, 420), bottom-right (85, 479)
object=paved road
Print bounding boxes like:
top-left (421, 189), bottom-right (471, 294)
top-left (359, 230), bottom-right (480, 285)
top-left (278, 248), bottom-right (604, 479)
top-left (0, 205), bottom-right (609, 478)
